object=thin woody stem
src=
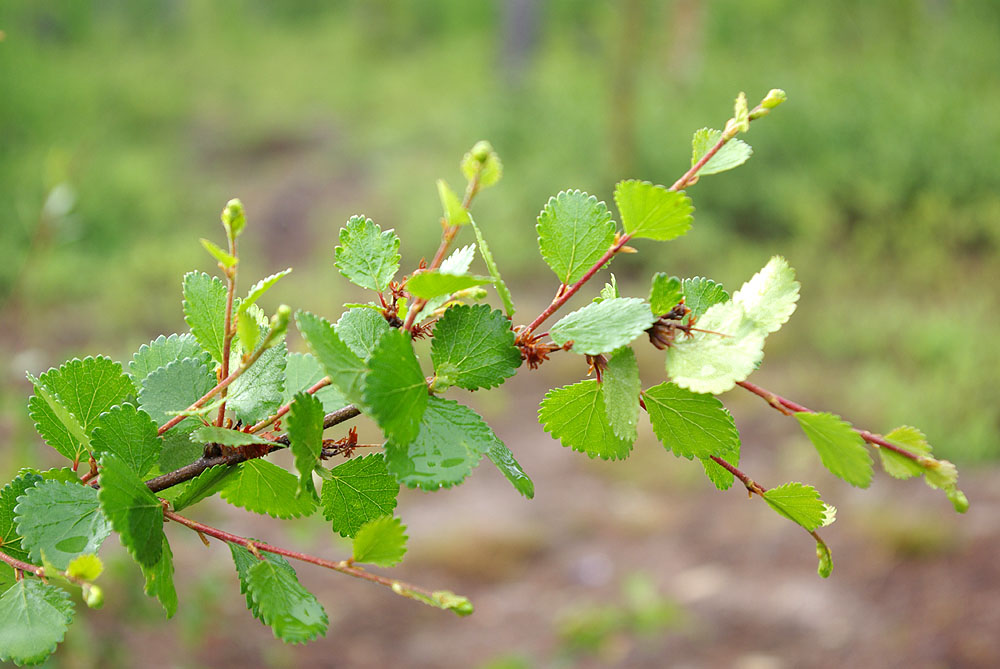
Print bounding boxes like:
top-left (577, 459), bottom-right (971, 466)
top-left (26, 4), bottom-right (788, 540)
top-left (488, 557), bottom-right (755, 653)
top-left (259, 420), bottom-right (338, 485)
top-left (248, 377), bottom-right (332, 434)
top-left (164, 510), bottom-right (440, 599)
top-left (736, 379), bottom-right (922, 461)
top-left (215, 235), bottom-right (239, 427)
top-left (0, 548), bottom-right (98, 587)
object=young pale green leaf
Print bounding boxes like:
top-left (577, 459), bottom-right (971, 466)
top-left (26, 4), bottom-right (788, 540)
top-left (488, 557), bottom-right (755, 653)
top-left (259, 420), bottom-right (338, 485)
top-left (189, 426), bottom-right (273, 448)
top-left (91, 404), bottom-right (162, 479)
top-left (220, 459), bottom-right (317, 519)
top-left (649, 273), bottom-right (683, 315)
top-left (879, 426), bottom-right (931, 479)
top-left (182, 271), bottom-right (229, 364)
top-left (469, 216), bottom-right (516, 317)
top-left (431, 305), bottom-right (521, 390)
top-left (664, 301), bottom-right (764, 394)
top-left (281, 352), bottom-right (347, 414)
top-left (437, 179), bottom-right (470, 226)
top-left (384, 397), bottom-right (495, 489)
top-left (227, 341), bottom-right (287, 424)
top-left (0, 579), bottom-right (74, 666)
top-left (549, 298), bottom-right (655, 355)
top-left (335, 308), bottom-right (391, 360)
top-left (129, 333), bottom-right (211, 387)
top-left (14, 480), bottom-right (112, 570)
top-left (461, 140), bottom-right (503, 188)
top-left (137, 357), bottom-right (216, 471)
top-left (485, 440), bottom-right (534, 499)
top-left (334, 215), bottom-right (400, 292)
top-left (352, 516), bottom-right (407, 567)
top-left (406, 271), bottom-right (492, 301)
top-left (200, 238), bottom-right (237, 268)
top-left (762, 482), bottom-right (828, 531)
top-left (141, 535), bottom-right (178, 618)
top-left (795, 412), bottom-right (873, 488)
top-left (321, 454), bottom-right (399, 538)
top-left (596, 274), bottom-right (619, 302)
top-left (295, 311), bottom-right (366, 405)
top-left (242, 269), bottom-right (292, 311)
top-left (440, 244), bottom-right (476, 275)
top-left (538, 380), bottom-right (633, 461)
top-left (65, 553), bottom-right (103, 582)
top-left (691, 128), bottom-right (753, 176)
top-left (97, 454), bottom-right (164, 568)
top-left (731, 92), bottom-right (750, 133)
top-left (816, 540), bottom-right (833, 578)
top-left (0, 471), bottom-right (44, 563)
top-left (388, 584), bottom-right (474, 617)
top-left (614, 180), bottom-right (694, 241)
top-left (732, 256), bottom-right (799, 335)
top-left (602, 347), bottom-right (641, 441)
top-left (245, 556), bottom-right (328, 644)
top-left (643, 382), bottom-right (741, 461)
top-left (287, 392), bottom-right (325, 497)
top-left (171, 465), bottom-right (240, 512)
top-left (363, 329), bottom-right (428, 446)
top-left (536, 190), bottom-right (616, 285)
top-left (682, 277), bottom-right (729, 318)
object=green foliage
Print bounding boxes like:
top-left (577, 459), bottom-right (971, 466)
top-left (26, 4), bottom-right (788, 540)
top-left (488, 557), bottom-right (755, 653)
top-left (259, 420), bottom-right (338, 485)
top-left (128, 334), bottom-right (211, 387)
top-left (691, 128), bottom-right (753, 176)
top-left (761, 482), bottom-right (832, 532)
top-left (335, 308), bottom-right (391, 360)
top-left (334, 215), bottom-right (400, 293)
top-left (880, 426), bottom-right (931, 479)
top-left (539, 380), bottom-right (633, 461)
top-left (321, 454), bottom-right (399, 538)
top-left (141, 535), bottom-right (178, 618)
top-left (0, 579), bottom-right (74, 666)
top-left (90, 404), bottom-right (162, 478)
top-left (97, 454), bottom-right (164, 568)
top-left (602, 347), bottom-right (641, 441)
top-left (14, 481), bottom-right (111, 570)
top-left (227, 340), bottom-right (287, 424)
top-left (171, 465), bottom-right (240, 512)
top-left (431, 304), bottom-right (521, 390)
top-left (469, 216), bottom-right (516, 317)
top-left (1, 471), bottom-right (46, 563)
top-left (287, 392), bottom-right (325, 497)
top-left (437, 179), bottom-right (470, 226)
top-left (648, 273), bottom-right (683, 315)
top-left (363, 329), bottom-right (428, 445)
top-left (643, 382), bottom-right (740, 462)
top-left (406, 270), bottom-right (492, 300)
top-left (189, 426), bottom-right (272, 447)
top-left (732, 256), bottom-right (799, 335)
top-left (137, 357), bottom-right (216, 471)
top-left (794, 412), bottom-right (873, 488)
top-left (485, 441), bottom-right (535, 499)
top-left (461, 140), bottom-right (503, 188)
top-left (549, 298), bottom-right (656, 355)
top-left (295, 311), bottom-right (367, 405)
top-left (220, 459), bottom-right (317, 519)
top-left (536, 190), bottom-right (616, 285)
top-left (352, 516), bottom-right (408, 567)
top-left (614, 180), bottom-right (694, 241)
top-left (182, 271), bottom-right (230, 364)
top-left (681, 277), bottom-right (729, 318)
top-left (282, 352), bottom-right (347, 413)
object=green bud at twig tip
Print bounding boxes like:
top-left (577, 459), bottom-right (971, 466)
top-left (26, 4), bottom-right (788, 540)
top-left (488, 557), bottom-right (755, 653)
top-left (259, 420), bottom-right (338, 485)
top-left (470, 141), bottom-right (493, 164)
top-left (761, 88), bottom-right (788, 109)
top-left (221, 198), bottom-right (246, 239)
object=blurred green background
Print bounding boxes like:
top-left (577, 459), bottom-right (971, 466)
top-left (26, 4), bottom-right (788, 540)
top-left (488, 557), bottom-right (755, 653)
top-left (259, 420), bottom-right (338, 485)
top-left (1, 2), bottom-right (998, 667)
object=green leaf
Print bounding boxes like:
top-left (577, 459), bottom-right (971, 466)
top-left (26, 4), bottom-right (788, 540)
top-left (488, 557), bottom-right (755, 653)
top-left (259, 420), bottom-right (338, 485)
top-left (549, 298), bottom-right (655, 355)
top-left (602, 347), bottom-right (641, 441)
top-left (664, 301), bottom-right (764, 394)
top-left (614, 180), bottom-right (694, 241)
top-left (732, 92), bottom-right (750, 133)
top-left (242, 269), bottom-right (292, 311)
top-left (27, 378), bottom-right (90, 463)
top-left (431, 305), bottom-right (520, 390)
top-left (406, 271), bottom-right (492, 300)
top-left (141, 535), bottom-right (178, 618)
top-left (879, 426), bottom-right (931, 479)
top-left (14, 481), bottom-right (112, 570)
top-left (334, 308), bottom-right (391, 360)
top-left (682, 277), bottom-right (729, 318)
top-left (691, 128), bottom-right (753, 176)
top-left (461, 141), bottom-right (503, 188)
top-left (295, 311), bottom-right (366, 406)
top-left (816, 540), bottom-right (833, 578)
top-left (200, 238), bottom-right (237, 268)
top-left (0, 579), bottom-right (74, 666)
top-left (643, 382), bottom-right (741, 461)
top-left (384, 397), bottom-right (496, 489)
top-left (129, 334), bottom-right (211, 387)
top-left (440, 244), bottom-right (476, 275)
top-left (1, 472), bottom-right (45, 563)
top-left (352, 516), bottom-right (407, 567)
top-left (699, 440), bottom-right (741, 491)
top-left (363, 329), bottom-right (428, 446)
top-left (321, 454), bottom-right (399, 538)
top-left (795, 412), bottom-right (873, 488)
top-left (220, 459), bottom-right (317, 519)
top-left (65, 554), bottom-right (103, 582)
top-left (137, 357), bottom-right (216, 472)
top-left (732, 256), bottom-right (800, 335)
top-left (171, 464), bottom-right (240, 512)
top-left (97, 454), bottom-right (164, 568)
top-left (334, 215), bottom-right (400, 292)
top-left (183, 271), bottom-right (229, 364)
top-left (762, 482), bottom-right (828, 531)
top-left (227, 341), bottom-right (287, 424)
top-left (596, 273), bottom-right (619, 302)
top-left (287, 392), bottom-right (325, 497)
top-left (240, 551), bottom-right (328, 644)
top-left (90, 404), bottom-right (162, 479)
top-left (538, 380), bottom-right (633, 461)
top-left (649, 273), bottom-right (683, 315)
top-left (387, 584), bottom-right (474, 616)
top-left (536, 190), bottom-right (616, 285)
top-left (437, 179), bottom-right (470, 226)
top-left (485, 440), bottom-right (534, 499)
top-left (469, 216), bottom-right (516, 317)
top-left (190, 426), bottom-right (273, 448)
top-left (281, 352), bottom-right (347, 414)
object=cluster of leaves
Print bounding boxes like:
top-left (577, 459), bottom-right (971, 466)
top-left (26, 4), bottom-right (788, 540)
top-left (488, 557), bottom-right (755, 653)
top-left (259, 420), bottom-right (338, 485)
top-left (0, 90), bottom-right (966, 665)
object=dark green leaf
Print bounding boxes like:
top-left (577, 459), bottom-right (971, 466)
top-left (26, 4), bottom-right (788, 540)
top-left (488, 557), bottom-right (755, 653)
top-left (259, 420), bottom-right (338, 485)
top-left (485, 440), bottom-right (534, 499)
top-left (681, 277), bottom-right (729, 318)
top-left (643, 382), bottom-right (740, 460)
top-left (649, 273), bottom-right (683, 315)
top-left (128, 334), bottom-right (210, 387)
top-left (549, 298), bottom-right (655, 355)
top-left (795, 412), bottom-right (873, 488)
top-left (137, 357), bottom-right (216, 472)
top-left (141, 535), bottom-right (178, 618)
top-left (363, 329), bottom-right (428, 446)
top-left (244, 555), bottom-right (328, 644)
top-left (352, 516), bottom-right (407, 567)
top-left (536, 190), bottom-right (616, 285)
top-left (538, 380), bottom-right (633, 461)
top-left (282, 353), bottom-right (347, 414)
top-left (287, 392), bottom-right (325, 497)
top-left (335, 308), bottom-right (391, 360)
top-left (431, 305), bottom-right (520, 390)
top-left (14, 481), bottom-right (112, 570)
top-left (334, 215), bottom-right (400, 292)
top-left (321, 454), bottom-right (398, 538)
top-left (189, 426), bottom-right (273, 448)
top-left (614, 180), bottom-right (693, 241)
top-left (0, 580), bottom-right (74, 666)
top-left (91, 404), bottom-right (162, 479)
top-left (602, 347), bottom-right (641, 441)
top-left (295, 311), bottom-right (366, 405)
top-left (227, 342), bottom-right (287, 425)
top-left (182, 271), bottom-right (229, 364)
top-left (220, 459), bottom-right (317, 519)
top-left (171, 464), bottom-right (240, 512)
top-left (97, 454), bottom-right (164, 568)
top-left (0, 471), bottom-right (45, 563)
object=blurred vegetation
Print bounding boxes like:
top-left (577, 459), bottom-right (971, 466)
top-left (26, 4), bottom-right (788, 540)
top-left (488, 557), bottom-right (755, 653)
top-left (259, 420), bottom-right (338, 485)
top-left (1, 0), bottom-right (997, 480)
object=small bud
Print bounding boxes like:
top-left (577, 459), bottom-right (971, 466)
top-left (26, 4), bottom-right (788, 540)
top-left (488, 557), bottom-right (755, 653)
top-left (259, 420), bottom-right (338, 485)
top-left (947, 488), bottom-right (969, 514)
top-left (268, 304), bottom-right (291, 341)
top-left (761, 88), bottom-right (787, 109)
top-left (83, 584), bottom-right (104, 609)
top-left (470, 140), bottom-right (493, 164)
top-left (749, 107), bottom-right (771, 121)
top-left (221, 198), bottom-right (246, 239)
